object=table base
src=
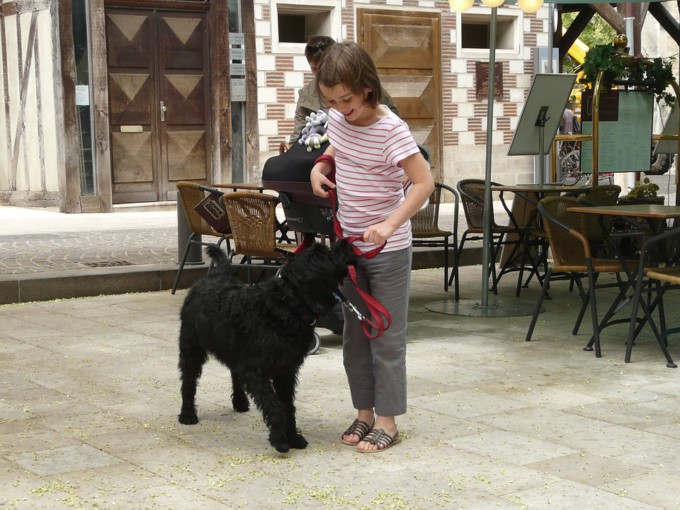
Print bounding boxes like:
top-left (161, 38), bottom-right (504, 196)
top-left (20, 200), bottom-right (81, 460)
top-left (425, 297), bottom-right (540, 318)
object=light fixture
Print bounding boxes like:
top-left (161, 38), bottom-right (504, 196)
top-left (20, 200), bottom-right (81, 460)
top-left (481, 0), bottom-right (505, 7)
top-left (518, 0), bottom-right (544, 13)
top-left (448, 0), bottom-right (475, 12)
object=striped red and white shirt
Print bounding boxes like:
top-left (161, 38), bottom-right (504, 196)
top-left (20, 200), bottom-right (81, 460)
top-left (327, 107), bottom-right (420, 254)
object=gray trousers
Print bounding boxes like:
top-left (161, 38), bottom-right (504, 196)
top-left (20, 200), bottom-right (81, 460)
top-left (341, 247), bottom-right (411, 417)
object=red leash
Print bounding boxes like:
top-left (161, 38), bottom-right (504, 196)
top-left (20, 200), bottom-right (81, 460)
top-left (313, 155), bottom-right (391, 339)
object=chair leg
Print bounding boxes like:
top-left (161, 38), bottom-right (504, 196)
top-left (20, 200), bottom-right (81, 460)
top-left (585, 264), bottom-right (602, 358)
top-left (526, 267), bottom-right (553, 341)
top-left (172, 234), bottom-right (198, 295)
top-left (571, 276), bottom-right (589, 335)
top-left (444, 240), bottom-right (449, 292)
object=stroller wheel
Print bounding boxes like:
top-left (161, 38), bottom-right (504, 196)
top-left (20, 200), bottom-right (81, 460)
top-left (309, 331), bottom-right (321, 355)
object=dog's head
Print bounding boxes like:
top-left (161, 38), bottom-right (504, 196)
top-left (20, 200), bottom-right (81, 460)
top-left (278, 240), bottom-right (355, 317)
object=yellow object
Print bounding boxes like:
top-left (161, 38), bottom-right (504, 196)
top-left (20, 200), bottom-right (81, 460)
top-left (518, 0), bottom-right (544, 13)
top-left (563, 29), bottom-right (588, 115)
top-left (449, 0), bottom-right (474, 11)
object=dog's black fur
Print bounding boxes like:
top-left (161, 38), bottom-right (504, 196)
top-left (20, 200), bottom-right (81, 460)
top-left (178, 241), bottom-right (353, 452)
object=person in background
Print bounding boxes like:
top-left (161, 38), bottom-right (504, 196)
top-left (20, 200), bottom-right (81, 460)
top-left (310, 42), bottom-right (433, 453)
top-left (289, 36), bottom-right (399, 145)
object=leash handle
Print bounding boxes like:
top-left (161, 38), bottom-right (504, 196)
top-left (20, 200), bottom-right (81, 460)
top-left (326, 186), bottom-right (385, 259)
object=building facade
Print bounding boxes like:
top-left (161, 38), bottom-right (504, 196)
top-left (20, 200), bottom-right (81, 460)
top-left (1, 0), bottom-right (676, 212)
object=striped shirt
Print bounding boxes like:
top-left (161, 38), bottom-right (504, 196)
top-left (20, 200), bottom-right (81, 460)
top-left (327, 107), bottom-right (420, 253)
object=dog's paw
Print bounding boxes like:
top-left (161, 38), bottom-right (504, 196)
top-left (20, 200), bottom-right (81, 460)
top-left (178, 413), bottom-right (199, 425)
top-left (288, 434), bottom-right (308, 450)
top-left (231, 394), bottom-right (250, 413)
top-left (273, 442), bottom-right (291, 453)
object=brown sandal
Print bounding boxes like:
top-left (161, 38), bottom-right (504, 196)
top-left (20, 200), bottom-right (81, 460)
top-left (341, 419), bottom-right (373, 446)
top-left (357, 428), bottom-right (401, 453)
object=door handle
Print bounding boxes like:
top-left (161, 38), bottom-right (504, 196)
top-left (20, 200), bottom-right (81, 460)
top-left (160, 101), bottom-right (167, 122)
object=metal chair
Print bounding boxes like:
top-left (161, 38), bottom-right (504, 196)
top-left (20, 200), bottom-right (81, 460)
top-left (456, 179), bottom-right (524, 294)
top-left (625, 226), bottom-right (680, 367)
top-left (412, 182), bottom-right (460, 298)
top-left (221, 191), bottom-right (297, 283)
top-left (525, 195), bottom-right (630, 358)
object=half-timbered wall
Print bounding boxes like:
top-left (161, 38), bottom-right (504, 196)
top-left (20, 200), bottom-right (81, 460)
top-left (0, 0), bottom-right (61, 206)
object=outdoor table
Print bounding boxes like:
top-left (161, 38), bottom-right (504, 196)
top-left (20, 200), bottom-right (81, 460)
top-left (567, 204), bottom-right (680, 366)
top-left (491, 183), bottom-right (589, 296)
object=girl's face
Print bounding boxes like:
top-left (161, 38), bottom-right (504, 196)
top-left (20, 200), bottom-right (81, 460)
top-left (318, 83), bottom-right (377, 126)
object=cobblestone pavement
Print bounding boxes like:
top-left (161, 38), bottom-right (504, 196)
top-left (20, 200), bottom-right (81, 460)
top-left (0, 228), bottom-right (178, 275)
top-left (0, 206), bottom-right (180, 276)
top-left (1, 171), bottom-right (674, 278)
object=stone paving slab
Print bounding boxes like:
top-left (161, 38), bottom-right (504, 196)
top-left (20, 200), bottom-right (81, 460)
top-left (1, 267), bottom-right (680, 509)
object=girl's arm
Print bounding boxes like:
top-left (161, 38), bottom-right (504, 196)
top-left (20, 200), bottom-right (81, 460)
top-left (363, 151), bottom-right (435, 246)
top-left (310, 146), bottom-right (337, 198)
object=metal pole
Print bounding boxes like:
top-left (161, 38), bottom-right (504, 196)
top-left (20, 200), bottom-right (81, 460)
top-left (480, 7), bottom-right (498, 309)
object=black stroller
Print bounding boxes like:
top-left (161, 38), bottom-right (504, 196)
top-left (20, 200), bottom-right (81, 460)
top-left (262, 141), bottom-right (344, 349)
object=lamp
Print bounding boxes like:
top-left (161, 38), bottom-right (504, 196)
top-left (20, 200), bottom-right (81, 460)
top-left (518, 0), bottom-right (544, 13)
top-left (448, 0), bottom-right (475, 11)
top-left (482, 0), bottom-right (505, 7)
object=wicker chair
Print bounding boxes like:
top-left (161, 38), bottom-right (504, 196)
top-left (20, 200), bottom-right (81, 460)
top-left (563, 184), bottom-right (622, 243)
top-left (625, 226), bottom-right (680, 367)
top-left (525, 195), bottom-right (630, 358)
top-left (172, 182), bottom-right (233, 294)
top-left (221, 191), bottom-right (297, 283)
top-left (412, 182), bottom-right (460, 298)
top-left (456, 179), bottom-right (524, 293)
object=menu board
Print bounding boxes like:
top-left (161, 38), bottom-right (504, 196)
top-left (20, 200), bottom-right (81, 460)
top-left (655, 105), bottom-right (678, 154)
top-left (580, 90), bottom-right (654, 173)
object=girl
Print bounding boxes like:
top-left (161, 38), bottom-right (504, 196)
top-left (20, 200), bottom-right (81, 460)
top-left (310, 42), bottom-right (434, 453)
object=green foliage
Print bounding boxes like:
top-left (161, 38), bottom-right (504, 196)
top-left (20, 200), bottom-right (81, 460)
top-left (581, 43), bottom-right (676, 107)
top-left (623, 177), bottom-right (659, 199)
top-left (563, 12), bottom-right (616, 48)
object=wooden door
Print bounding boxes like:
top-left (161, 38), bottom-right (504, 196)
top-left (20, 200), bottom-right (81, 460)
top-left (105, 8), bottom-right (210, 203)
top-left (358, 10), bottom-right (442, 179)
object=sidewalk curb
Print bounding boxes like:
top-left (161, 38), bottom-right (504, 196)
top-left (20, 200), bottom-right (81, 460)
top-left (0, 264), bottom-right (208, 305)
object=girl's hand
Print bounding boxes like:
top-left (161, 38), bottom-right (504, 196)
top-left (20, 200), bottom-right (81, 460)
top-left (311, 164), bottom-right (335, 198)
top-left (363, 220), bottom-right (396, 246)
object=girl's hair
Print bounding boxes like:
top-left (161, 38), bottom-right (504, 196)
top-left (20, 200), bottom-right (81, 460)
top-left (304, 36), bottom-right (335, 64)
top-left (316, 42), bottom-right (382, 108)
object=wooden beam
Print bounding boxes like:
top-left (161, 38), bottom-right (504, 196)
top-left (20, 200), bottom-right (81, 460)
top-left (590, 3), bottom-right (625, 34)
top-left (242, 0), bottom-right (259, 176)
top-left (209, 0), bottom-right (230, 182)
top-left (56, 0), bottom-right (82, 212)
top-left (103, 0), bottom-right (209, 10)
top-left (556, 8), bottom-right (594, 63)
top-left (90, 0), bottom-right (113, 212)
top-left (648, 2), bottom-right (680, 46)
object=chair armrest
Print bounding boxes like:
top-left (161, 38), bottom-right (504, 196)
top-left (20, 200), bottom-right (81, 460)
top-left (435, 182), bottom-right (459, 239)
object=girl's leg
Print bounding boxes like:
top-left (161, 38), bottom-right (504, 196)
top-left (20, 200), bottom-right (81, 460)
top-left (341, 248), bottom-right (412, 448)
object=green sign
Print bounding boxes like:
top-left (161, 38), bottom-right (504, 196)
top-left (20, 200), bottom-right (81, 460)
top-left (580, 91), bottom-right (654, 174)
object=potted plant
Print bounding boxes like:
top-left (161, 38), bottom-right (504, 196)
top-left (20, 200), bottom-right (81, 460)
top-left (618, 177), bottom-right (665, 205)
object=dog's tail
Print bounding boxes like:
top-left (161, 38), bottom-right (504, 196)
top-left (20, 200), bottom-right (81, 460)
top-left (206, 245), bottom-right (230, 270)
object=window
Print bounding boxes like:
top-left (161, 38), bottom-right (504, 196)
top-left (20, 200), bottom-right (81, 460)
top-left (271, 0), bottom-right (340, 53)
top-left (457, 7), bottom-right (522, 59)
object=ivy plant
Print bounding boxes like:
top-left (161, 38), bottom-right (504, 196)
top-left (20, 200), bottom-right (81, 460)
top-left (580, 40), bottom-right (676, 107)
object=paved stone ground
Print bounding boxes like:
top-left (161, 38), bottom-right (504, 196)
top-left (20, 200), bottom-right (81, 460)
top-left (2, 267), bottom-right (680, 509)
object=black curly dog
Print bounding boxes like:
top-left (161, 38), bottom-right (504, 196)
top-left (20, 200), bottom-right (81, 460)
top-left (178, 241), bottom-right (352, 452)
